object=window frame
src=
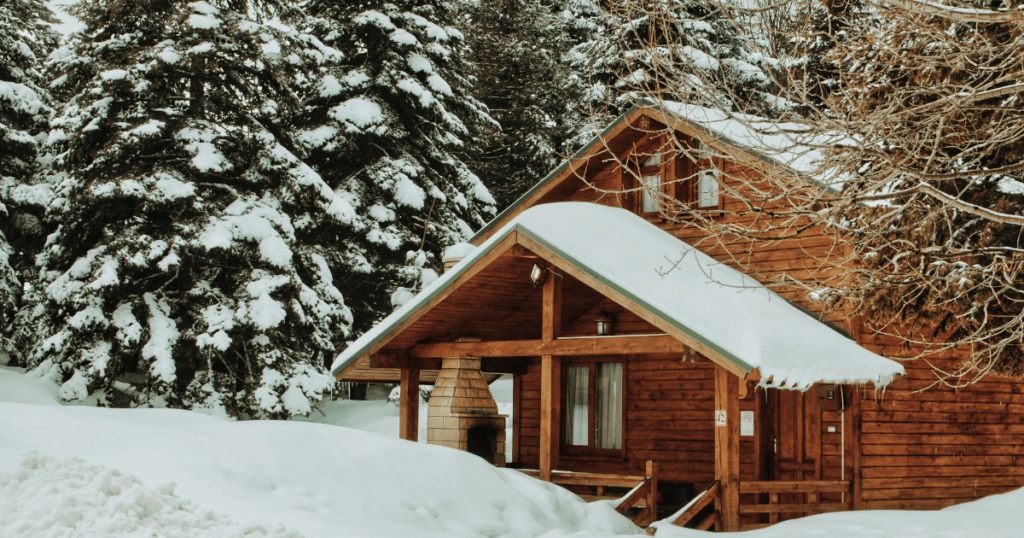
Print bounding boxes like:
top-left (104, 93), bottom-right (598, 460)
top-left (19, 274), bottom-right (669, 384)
top-left (623, 134), bottom-right (725, 217)
top-left (692, 139), bottom-right (724, 211)
top-left (560, 356), bottom-right (627, 460)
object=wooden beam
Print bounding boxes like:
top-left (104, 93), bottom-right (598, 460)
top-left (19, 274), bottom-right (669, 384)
top-left (543, 262), bottom-right (562, 342)
top-left (373, 355), bottom-right (526, 373)
top-left (399, 361), bottom-right (420, 442)
top-left (540, 354), bottom-right (561, 481)
top-left (409, 335), bottom-right (684, 359)
top-left (516, 233), bottom-right (750, 378)
top-left (715, 364), bottom-right (740, 532)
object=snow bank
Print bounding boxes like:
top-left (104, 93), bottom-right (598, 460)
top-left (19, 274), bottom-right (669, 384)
top-left (0, 370), bottom-right (638, 538)
top-left (0, 452), bottom-right (300, 538)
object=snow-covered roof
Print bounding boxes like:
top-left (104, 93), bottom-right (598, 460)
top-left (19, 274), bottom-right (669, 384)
top-left (333, 203), bottom-right (904, 390)
top-left (469, 99), bottom-right (843, 243)
top-left (657, 101), bottom-right (844, 183)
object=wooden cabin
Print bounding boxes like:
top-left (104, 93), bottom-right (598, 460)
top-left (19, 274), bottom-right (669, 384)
top-left (331, 101), bottom-right (1024, 531)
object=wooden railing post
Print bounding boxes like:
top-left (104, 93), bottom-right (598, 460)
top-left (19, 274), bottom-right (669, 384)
top-left (644, 460), bottom-right (658, 526)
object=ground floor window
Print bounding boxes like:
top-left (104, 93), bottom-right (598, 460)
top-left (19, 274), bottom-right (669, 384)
top-left (563, 360), bottom-right (624, 452)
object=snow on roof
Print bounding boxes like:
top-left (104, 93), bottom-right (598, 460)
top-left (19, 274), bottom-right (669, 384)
top-left (657, 101), bottom-right (847, 188)
top-left (333, 202), bottom-right (904, 390)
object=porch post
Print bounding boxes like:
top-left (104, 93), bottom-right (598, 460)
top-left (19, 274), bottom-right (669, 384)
top-left (715, 364), bottom-right (740, 532)
top-left (539, 263), bottom-right (562, 481)
top-left (400, 361), bottom-right (420, 441)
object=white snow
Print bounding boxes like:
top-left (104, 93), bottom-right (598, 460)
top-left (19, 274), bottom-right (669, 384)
top-left (248, 293), bottom-right (287, 330)
top-left (259, 235), bottom-right (293, 268)
top-left (188, 14), bottom-right (222, 29)
top-left (394, 175), bottom-right (426, 208)
top-left (142, 293), bottom-right (180, 384)
top-left (390, 29), bottom-right (418, 46)
top-left (443, 242), bottom-right (476, 259)
top-left (318, 74), bottom-right (343, 97)
top-left (407, 53), bottom-right (433, 73)
top-left (99, 69), bottom-right (128, 81)
top-left (153, 173), bottom-right (196, 201)
top-left (426, 74), bottom-right (452, 96)
top-left (10, 184), bottom-right (53, 207)
top-left (334, 203), bottom-right (903, 390)
top-left (330, 98), bottom-right (385, 128)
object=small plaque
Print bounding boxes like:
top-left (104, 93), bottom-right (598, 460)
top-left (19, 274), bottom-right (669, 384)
top-left (740, 410), bottom-right (755, 436)
top-left (715, 410), bottom-right (727, 426)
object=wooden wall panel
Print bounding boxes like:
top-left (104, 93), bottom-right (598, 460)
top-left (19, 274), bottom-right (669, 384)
top-left (856, 342), bottom-right (1024, 509)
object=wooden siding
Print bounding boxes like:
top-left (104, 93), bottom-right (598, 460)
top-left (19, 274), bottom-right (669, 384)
top-left (857, 337), bottom-right (1024, 509)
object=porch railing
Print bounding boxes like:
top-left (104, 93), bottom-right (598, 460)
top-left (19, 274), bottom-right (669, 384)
top-left (738, 480), bottom-right (852, 531)
top-left (518, 460), bottom-right (659, 527)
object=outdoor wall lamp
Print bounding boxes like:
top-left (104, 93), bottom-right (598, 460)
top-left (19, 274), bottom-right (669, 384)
top-left (595, 310), bottom-right (613, 336)
top-left (530, 263), bottom-right (545, 287)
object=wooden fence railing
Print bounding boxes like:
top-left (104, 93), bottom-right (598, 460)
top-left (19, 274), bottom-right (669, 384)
top-left (518, 461), bottom-right (659, 527)
top-left (738, 480), bottom-right (852, 531)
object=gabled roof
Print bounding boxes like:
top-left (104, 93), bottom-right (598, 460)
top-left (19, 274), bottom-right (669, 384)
top-left (332, 203), bottom-right (904, 390)
top-left (469, 99), bottom-right (842, 244)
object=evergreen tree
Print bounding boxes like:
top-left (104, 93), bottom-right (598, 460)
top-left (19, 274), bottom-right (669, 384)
top-left (22, 0), bottom-right (354, 418)
top-left (463, 0), bottom-right (581, 208)
top-left (562, 0), bottom-right (780, 140)
top-left (0, 0), bottom-right (59, 358)
top-left (295, 0), bottom-right (498, 336)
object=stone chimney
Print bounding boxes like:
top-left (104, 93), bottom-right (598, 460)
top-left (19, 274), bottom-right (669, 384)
top-left (426, 352), bottom-right (507, 466)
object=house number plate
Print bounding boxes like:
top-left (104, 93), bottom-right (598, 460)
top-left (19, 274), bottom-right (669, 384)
top-left (715, 410), bottom-right (727, 426)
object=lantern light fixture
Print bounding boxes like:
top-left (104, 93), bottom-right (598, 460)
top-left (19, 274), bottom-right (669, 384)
top-left (595, 310), bottom-right (613, 336)
top-left (530, 263), bottom-right (545, 287)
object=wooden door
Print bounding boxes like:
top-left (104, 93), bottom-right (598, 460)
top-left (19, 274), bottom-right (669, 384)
top-left (767, 385), bottom-right (847, 518)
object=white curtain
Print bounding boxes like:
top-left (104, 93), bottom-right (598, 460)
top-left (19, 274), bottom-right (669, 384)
top-left (697, 169), bottom-right (719, 208)
top-left (564, 366), bottom-right (589, 446)
top-left (641, 174), bottom-right (660, 213)
top-left (595, 363), bottom-right (623, 449)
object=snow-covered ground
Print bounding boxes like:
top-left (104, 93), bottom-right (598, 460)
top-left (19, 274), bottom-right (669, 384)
top-left (0, 368), bottom-right (633, 538)
top-left (2, 366), bottom-right (1023, 538)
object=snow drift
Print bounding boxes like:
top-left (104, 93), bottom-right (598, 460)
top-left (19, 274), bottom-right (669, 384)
top-left (0, 368), bottom-right (638, 538)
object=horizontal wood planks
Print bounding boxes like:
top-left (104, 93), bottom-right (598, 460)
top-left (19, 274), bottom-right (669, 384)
top-left (856, 343), bottom-right (1024, 508)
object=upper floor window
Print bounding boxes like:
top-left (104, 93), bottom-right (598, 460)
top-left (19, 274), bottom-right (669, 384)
top-left (639, 153), bottom-right (662, 214)
top-left (625, 134), bottom-right (723, 216)
top-left (695, 140), bottom-right (721, 209)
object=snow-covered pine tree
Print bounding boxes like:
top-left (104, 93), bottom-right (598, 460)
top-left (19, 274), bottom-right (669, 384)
top-left (0, 0), bottom-right (59, 359)
top-left (564, 0), bottom-right (779, 131)
top-left (23, 0), bottom-right (355, 418)
top-left (462, 0), bottom-right (581, 208)
top-left (295, 0), bottom-right (497, 335)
